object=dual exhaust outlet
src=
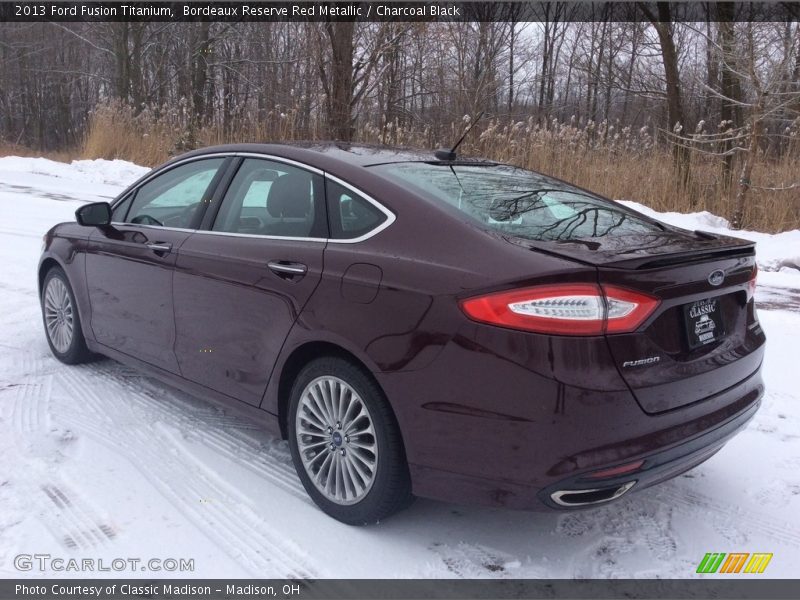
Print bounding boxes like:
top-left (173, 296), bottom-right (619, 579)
top-left (550, 480), bottom-right (637, 507)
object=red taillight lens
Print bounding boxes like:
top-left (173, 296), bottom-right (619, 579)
top-left (460, 283), bottom-right (659, 336)
top-left (602, 285), bottom-right (661, 334)
top-left (748, 264), bottom-right (758, 299)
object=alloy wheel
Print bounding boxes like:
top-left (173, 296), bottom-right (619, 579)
top-left (295, 376), bottom-right (378, 505)
top-left (43, 277), bottom-right (74, 354)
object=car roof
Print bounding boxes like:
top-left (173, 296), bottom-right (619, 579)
top-left (174, 142), bottom-right (498, 169)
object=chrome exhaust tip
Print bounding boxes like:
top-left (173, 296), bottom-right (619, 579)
top-left (550, 480), bottom-right (636, 507)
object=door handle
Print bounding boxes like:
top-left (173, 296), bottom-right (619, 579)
top-left (267, 261), bottom-right (308, 277)
top-left (146, 242), bottom-right (172, 253)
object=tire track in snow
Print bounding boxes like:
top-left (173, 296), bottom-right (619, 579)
top-left (37, 483), bottom-right (117, 550)
top-left (9, 376), bottom-right (51, 434)
top-left (52, 365), bottom-right (316, 577)
top-left (0, 352), bottom-right (116, 555)
top-left (0, 279), bottom-right (38, 297)
top-left (53, 374), bottom-right (313, 577)
top-left (556, 496), bottom-right (678, 578)
top-left (429, 542), bottom-right (523, 578)
top-left (87, 361), bottom-right (306, 499)
top-left (655, 483), bottom-right (800, 548)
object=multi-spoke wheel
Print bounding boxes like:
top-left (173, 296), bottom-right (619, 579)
top-left (296, 376), bottom-right (378, 505)
top-left (41, 267), bottom-right (91, 364)
top-left (288, 357), bottom-right (413, 524)
top-left (43, 276), bottom-right (73, 353)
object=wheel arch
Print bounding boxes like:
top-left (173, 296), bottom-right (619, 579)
top-left (274, 341), bottom-right (398, 442)
top-left (38, 251), bottom-right (95, 349)
top-left (38, 257), bottom-right (63, 297)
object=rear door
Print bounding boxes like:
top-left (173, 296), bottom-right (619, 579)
top-left (172, 156), bottom-right (327, 405)
top-left (86, 157), bottom-right (228, 372)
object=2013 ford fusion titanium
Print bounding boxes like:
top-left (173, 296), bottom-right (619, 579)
top-left (38, 143), bottom-right (765, 524)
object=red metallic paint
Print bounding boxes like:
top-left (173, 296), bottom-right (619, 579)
top-left (38, 143), bottom-right (766, 511)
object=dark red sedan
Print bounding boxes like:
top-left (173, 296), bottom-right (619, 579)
top-left (38, 143), bottom-right (765, 524)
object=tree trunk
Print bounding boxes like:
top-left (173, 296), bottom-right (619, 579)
top-left (113, 23), bottom-right (131, 101)
top-left (191, 22), bottom-right (212, 127)
top-left (324, 21), bottom-right (355, 141)
top-left (704, 20), bottom-right (718, 116)
top-left (507, 20), bottom-right (515, 116)
top-left (718, 4), bottom-right (743, 186)
top-left (650, 3), bottom-right (691, 190)
top-left (731, 102), bottom-right (763, 230)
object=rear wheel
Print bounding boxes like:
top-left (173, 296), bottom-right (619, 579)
top-left (41, 267), bottom-right (91, 364)
top-left (287, 356), bottom-right (413, 524)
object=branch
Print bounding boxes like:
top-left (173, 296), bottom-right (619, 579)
top-left (752, 182), bottom-right (800, 191)
top-left (48, 23), bottom-right (115, 56)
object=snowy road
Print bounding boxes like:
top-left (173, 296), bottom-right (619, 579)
top-left (1, 157), bottom-right (800, 578)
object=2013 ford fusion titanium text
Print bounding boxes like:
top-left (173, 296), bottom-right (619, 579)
top-left (38, 143), bottom-right (765, 525)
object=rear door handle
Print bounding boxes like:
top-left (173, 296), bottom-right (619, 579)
top-left (146, 242), bottom-right (172, 253)
top-left (268, 261), bottom-right (308, 277)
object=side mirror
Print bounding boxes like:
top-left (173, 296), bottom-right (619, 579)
top-left (75, 202), bottom-right (112, 227)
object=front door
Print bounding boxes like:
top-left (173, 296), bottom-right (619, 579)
top-left (86, 157), bottom-right (228, 372)
top-left (172, 157), bottom-right (327, 405)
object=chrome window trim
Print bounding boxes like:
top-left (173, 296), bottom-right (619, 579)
top-left (109, 222), bottom-right (196, 233)
top-left (323, 173), bottom-right (396, 244)
top-left (110, 150), bottom-right (396, 244)
top-left (108, 221), bottom-right (325, 243)
top-left (109, 152), bottom-right (231, 211)
top-left (232, 152), bottom-right (324, 175)
top-left (189, 229), bottom-right (327, 243)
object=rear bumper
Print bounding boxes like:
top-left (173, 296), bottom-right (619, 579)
top-left (537, 387), bottom-right (761, 509)
top-left (382, 323), bottom-right (765, 510)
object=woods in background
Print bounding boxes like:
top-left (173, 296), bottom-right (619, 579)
top-left (1, 9), bottom-right (798, 230)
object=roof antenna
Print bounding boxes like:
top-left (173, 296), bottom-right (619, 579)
top-left (435, 111), bottom-right (485, 161)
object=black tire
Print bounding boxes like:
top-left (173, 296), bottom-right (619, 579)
top-left (287, 356), bottom-right (413, 525)
top-left (41, 266), bottom-right (92, 365)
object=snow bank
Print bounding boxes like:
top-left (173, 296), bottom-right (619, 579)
top-left (619, 200), bottom-right (800, 273)
top-left (0, 156), bottom-right (150, 187)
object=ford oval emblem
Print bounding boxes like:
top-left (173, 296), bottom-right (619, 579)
top-left (708, 269), bottom-right (725, 286)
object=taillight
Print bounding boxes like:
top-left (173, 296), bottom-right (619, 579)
top-left (460, 283), bottom-right (659, 336)
top-left (602, 285), bottom-right (661, 334)
top-left (748, 264), bottom-right (758, 299)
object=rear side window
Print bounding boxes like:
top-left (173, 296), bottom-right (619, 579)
top-left (373, 163), bottom-right (661, 241)
top-left (326, 180), bottom-right (387, 240)
top-left (212, 158), bottom-right (326, 238)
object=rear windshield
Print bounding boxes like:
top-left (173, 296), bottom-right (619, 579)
top-left (373, 163), bottom-right (662, 241)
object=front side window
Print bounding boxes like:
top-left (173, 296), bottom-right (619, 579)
top-left (126, 158), bottom-right (225, 228)
top-left (111, 192), bottom-right (133, 222)
top-left (212, 158), bottom-right (325, 238)
top-left (373, 163), bottom-right (662, 242)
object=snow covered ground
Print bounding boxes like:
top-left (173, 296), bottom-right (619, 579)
top-left (1, 156), bottom-right (799, 579)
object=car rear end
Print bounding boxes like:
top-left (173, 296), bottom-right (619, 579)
top-left (539, 242), bottom-right (762, 507)
top-left (372, 160), bottom-right (765, 510)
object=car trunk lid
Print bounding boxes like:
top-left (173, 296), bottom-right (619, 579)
top-left (507, 227), bottom-right (755, 270)
top-left (510, 228), bottom-right (762, 414)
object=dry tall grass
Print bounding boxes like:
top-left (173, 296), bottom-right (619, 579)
top-left (0, 141), bottom-right (78, 163)
top-left (75, 101), bottom-right (800, 233)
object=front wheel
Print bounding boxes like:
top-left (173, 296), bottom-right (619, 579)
top-left (41, 267), bottom-right (92, 364)
top-left (287, 357), bottom-right (413, 525)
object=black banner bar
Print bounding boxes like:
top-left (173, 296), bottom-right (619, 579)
top-left (3, 579), bottom-right (800, 600)
top-left (1, 1), bottom-right (800, 23)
